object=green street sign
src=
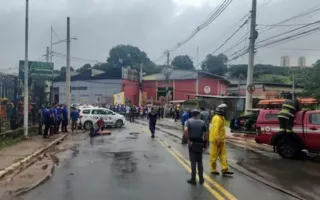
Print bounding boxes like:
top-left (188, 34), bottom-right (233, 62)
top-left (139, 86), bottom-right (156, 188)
top-left (19, 60), bottom-right (54, 80)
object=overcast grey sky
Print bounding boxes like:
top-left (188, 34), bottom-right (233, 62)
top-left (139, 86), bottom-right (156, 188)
top-left (1, 0), bottom-right (320, 73)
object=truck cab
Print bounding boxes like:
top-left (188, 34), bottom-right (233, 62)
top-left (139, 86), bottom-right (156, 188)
top-left (255, 98), bottom-right (320, 159)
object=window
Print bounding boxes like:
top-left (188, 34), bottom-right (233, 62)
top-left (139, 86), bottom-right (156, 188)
top-left (99, 110), bottom-right (107, 115)
top-left (91, 110), bottom-right (100, 115)
top-left (104, 110), bottom-right (114, 115)
top-left (310, 114), bottom-right (320, 125)
top-left (265, 114), bottom-right (278, 120)
top-left (82, 109), bottom-right (90, 114)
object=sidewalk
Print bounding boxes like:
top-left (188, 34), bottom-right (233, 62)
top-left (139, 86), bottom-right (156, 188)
top-left (0, 134), bottom-right (64, 171)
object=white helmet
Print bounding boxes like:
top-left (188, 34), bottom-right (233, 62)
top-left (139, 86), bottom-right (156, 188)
top-left (216, 104), bottom-right (228, 115)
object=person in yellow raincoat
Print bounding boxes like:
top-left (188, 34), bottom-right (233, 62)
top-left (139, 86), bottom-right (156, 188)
top-left (209, 104), bottom-right (234, 176)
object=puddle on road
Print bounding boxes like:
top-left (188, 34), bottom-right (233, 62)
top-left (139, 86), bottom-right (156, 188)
top-left (110, 151), bottom-right (137, 178)
top-left (126, 132), bottom-right (141, 140)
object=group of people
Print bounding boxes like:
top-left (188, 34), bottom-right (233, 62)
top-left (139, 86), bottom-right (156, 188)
top-left (38, 105), bottom-right (80, 138)
top-left (149, 104), bottom-right (232, 185)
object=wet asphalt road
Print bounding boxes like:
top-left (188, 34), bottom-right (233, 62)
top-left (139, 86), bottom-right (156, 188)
top-left (13, 122), bottom-right (299, 200)
top-left (140, 119), bottom-right (320, 200)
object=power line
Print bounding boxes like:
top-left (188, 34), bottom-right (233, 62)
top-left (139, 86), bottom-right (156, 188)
top-left (258, 0), bottom-right (273, 9)
top-left (211, 18), bottom-right (249, 55)
top-left (51, 27), bottom-right (61, 41)
top-left (257, 25), bottom-right (320, 49)
top-left (257, 23), bottom-right (313, 27)
top-left (163, 0), bottom-right (234, 55)
top-left (256, 20), bottom-right (320, 44)
top-left (229, 24), bottom-right (320, 61)
top-left (258, 4), bottom-right (320, 34)
top-left (52, 51), bottom-right (104, 63)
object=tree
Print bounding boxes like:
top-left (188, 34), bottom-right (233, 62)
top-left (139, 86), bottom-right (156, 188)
top-left (171, 55), bottom-right (194, 70)
top-left (60, 66), bottom-right (74, 75)
top-left (107, 44), bottom-right (158, 75)
top-left (76, 63), bottom-right (92, 74)
top-left (201, 53), bottom-right (228, 76)
top-left (301, 60), bottom-right (320, 99)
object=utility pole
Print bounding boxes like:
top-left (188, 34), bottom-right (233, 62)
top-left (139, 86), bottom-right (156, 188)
top-left (45, 46), bottom-right (49, 62)
top-left (24, 0), bottom-right (29, 137)
top-left (139, 63), bottom-right (143, 106)
top-left (245, 0), bottom-right (257, 114)
top-left (66, 17), bottom-right (71, 116)
top-left (50, 27), bottom-right (54, 104)
top-left (165, 51), bottom-right (171, 104)
top-left (50, 26), bottom-right (53, 63)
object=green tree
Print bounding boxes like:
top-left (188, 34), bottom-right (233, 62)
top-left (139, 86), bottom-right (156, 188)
top-left (201, 53), bottom-right (228, 76)
top-left (60, 66), bottom-right (74, 74)
top-left (107, 44), bottom-right (158, 75)
top-left (171, 55), bottom-right (194, 70)
top-left (76, 63), bottom-right (92, 74)
top-left (302, 60), bottom-right (320, 99)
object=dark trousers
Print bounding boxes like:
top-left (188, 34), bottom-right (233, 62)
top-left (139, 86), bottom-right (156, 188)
top-left (62, 120), bottom-right (68, 132)
top-left (56, 120), bottom-right (61, 133)
top-left (149, 122), bottom-right (156, 136)
top-left (189, 148), bottom-right (204, 181)
top-left (129, 114), bottom-right (134, 122)
top-left (279, 117), bottom-right (294, 133)
top-left (44, 123), bottom-right (50, 137)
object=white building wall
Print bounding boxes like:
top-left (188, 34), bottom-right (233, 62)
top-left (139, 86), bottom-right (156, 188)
top-left (53, 79), bottom-right (122, 104)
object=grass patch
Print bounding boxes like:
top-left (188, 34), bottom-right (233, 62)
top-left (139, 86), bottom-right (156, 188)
top-left (0, 136), bottom-right (25, 150)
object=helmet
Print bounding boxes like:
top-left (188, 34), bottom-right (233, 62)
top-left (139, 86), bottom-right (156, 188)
top-left (215, 104), bottom-right (228, 115)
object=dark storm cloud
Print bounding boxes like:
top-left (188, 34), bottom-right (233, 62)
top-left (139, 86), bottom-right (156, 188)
top-left (1, 0), bottom-right (320, 73)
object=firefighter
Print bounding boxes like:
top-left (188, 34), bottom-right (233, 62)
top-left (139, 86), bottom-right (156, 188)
top-left (209, 104), bottom-right (234, 176)
top-left (278, 98), bottom-right (301, 134)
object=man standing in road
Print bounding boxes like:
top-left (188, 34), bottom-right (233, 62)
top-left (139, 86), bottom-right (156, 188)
top-left (209, 104), bottom-right (234, 176)
top-left (184, 109), bottom-right (208, 185)
top-left (181, 109), bottom-right (190, 144)
top-left (148, 107), bottom-right (158, 138)
top-left (71, 107), bottom-right (79, 133)
top-left (200, 107), bottom-right (210, 128)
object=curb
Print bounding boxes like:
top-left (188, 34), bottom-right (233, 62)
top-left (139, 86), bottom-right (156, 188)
top-left (12, 162), bottom-right (55, 197)
top-left (0, 134), bottom-right (68, 180)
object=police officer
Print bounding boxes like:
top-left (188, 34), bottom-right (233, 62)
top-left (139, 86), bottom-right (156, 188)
top-left (184, 109), bottom-right (208, 185)
top-left (278, 97), bottom-right (301, 134)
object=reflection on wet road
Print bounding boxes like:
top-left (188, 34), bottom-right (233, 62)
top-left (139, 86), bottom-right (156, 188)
top-left (12, 122), bottom-right (309, 200)
top-left (14, 124), bottom-right (215, 200)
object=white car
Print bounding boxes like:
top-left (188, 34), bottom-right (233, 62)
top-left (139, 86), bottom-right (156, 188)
top-left (79, 107), bottom-right (126, 130)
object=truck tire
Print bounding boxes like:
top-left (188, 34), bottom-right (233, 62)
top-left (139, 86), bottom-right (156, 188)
top-left (276, 136), bottom-right (300, 159)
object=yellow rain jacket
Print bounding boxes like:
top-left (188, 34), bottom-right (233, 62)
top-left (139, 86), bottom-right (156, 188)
top-left (209, 114), bottom-right (229, 173)
top-left (209, 114), bottom-right (226, 143)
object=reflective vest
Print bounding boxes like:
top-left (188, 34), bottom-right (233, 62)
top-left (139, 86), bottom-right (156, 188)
top-left (278, 99), bottom-right (298, 120)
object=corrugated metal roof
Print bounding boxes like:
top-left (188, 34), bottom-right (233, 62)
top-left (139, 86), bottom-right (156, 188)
top-left (143, 69), bottom-right (229, 83)
top-left (143, 69), bottom-right (197, 81)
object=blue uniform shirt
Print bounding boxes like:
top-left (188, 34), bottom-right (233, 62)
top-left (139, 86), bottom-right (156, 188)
top-left (71, 110), bottom-right (79, 122)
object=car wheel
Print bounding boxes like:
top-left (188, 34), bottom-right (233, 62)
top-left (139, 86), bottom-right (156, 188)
top-left (83, 121), bottom-right (93, 130)
top-left (115, 120), bottom-right (124, 128)
top-left (276, 137), bottom-right (299, 159)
